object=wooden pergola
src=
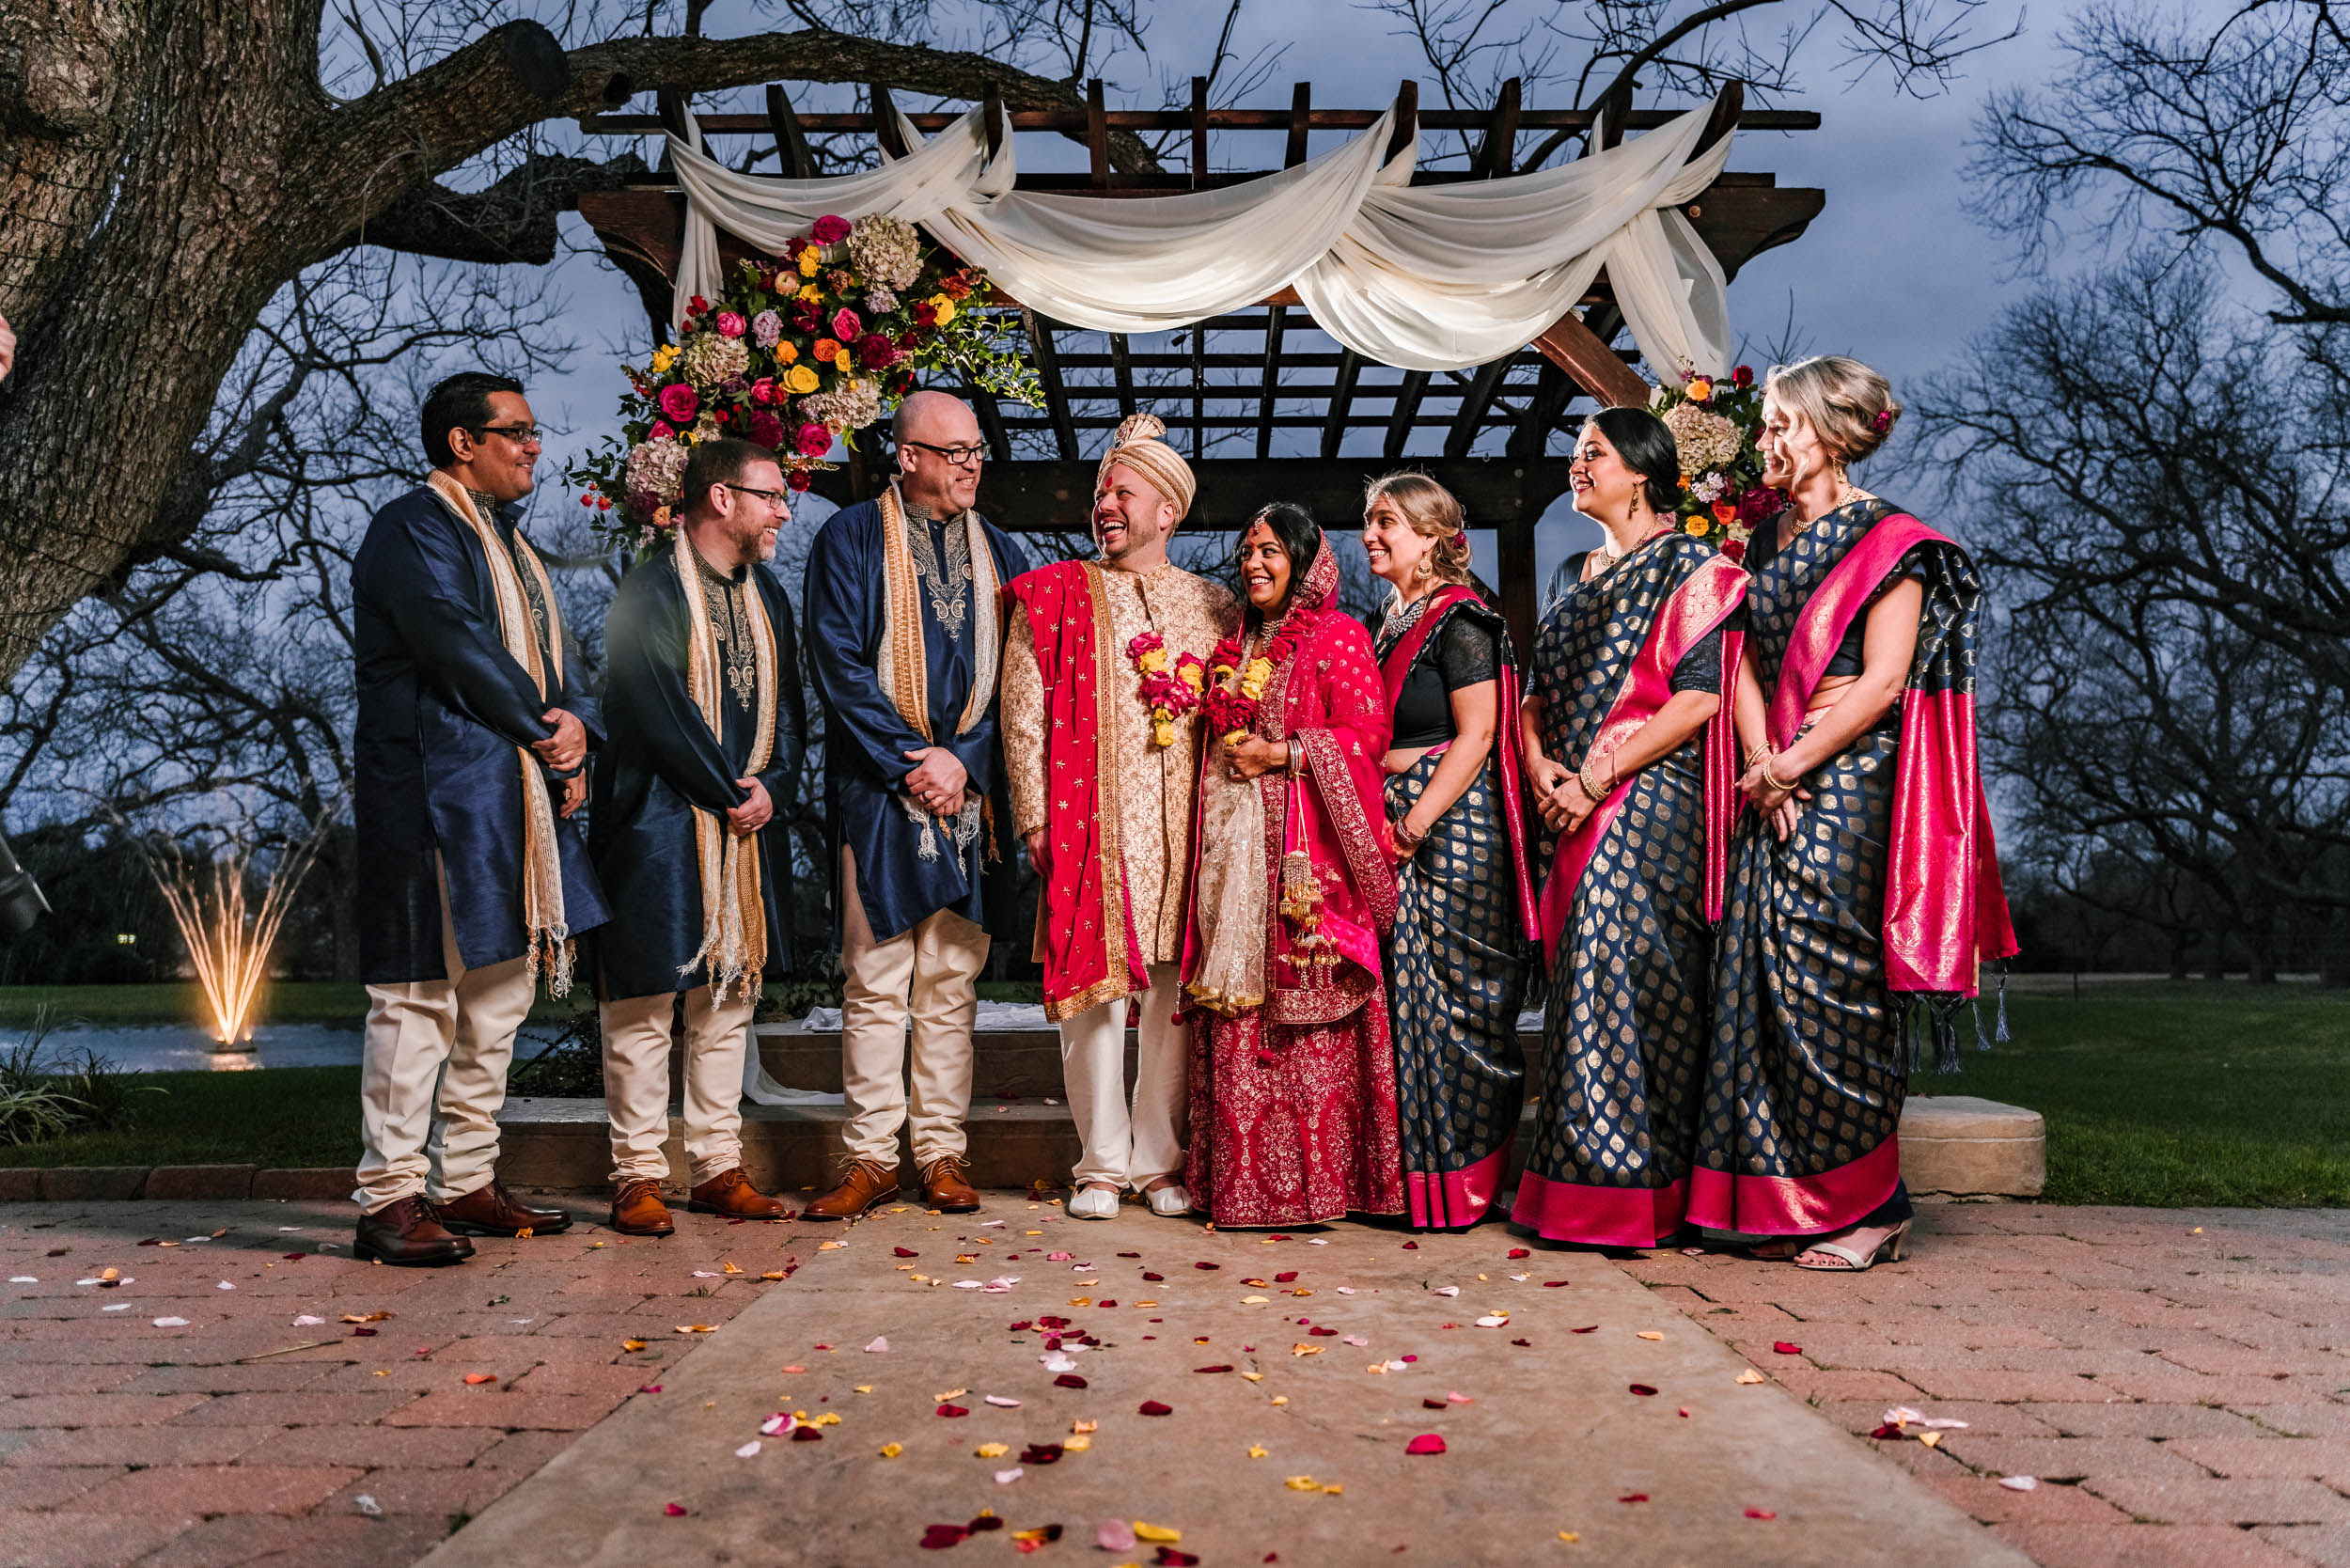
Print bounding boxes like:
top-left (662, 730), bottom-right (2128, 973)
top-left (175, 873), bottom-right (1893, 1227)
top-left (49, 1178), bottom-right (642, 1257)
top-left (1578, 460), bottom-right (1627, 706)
top-left (573, 79), bottom-right (1824, 649)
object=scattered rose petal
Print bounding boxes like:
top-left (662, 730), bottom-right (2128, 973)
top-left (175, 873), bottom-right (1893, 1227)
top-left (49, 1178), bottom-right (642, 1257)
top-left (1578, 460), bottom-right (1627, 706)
top-left (1772, 1341), bottom-right (1803, 1356)
top-left (1402, 1241), bottom-right (1418, 1250)
top-left (152, 1317), bottom-right (189, 1327)
top-left (1196, 1365), bottom-right (1234, 1373)
top-left (1475, 1315), bottom-right (1509, 1328)
top-left (881, 1442), bottom-right (903, 1458)
top-left (866, 1337), bottom-right (889, 1353)
top-left (895, 1247), bottom-right (918, 1258)
top-left (1629, 1384), bottom-right (1657, 1396)
top-left (639, 1385), bottom-right (664, 1394)
top-left (292, 1314), bottom-right (325, 1326)
top-left (1544, 1281), bottom-right (1571, 1289)
top-left (1619, 1493), bottom-right (1648, 1504)
top-left (919, 1523), bottom-right (967, 1549)
top-left (354, 1494), bottom-right (383, 1517)
top-left (1342, 1335), bottom-right (1369, 1347)
top-left (1507, 1247), bottom-right (1530, 1259)
top-left (1133, 1522), bottom-right (1182, 1543)
top-left (736, 1440), bottom-right (761, 1458)
top-left (462, 1373), bottom-right (496, 1386)
top-left (791, 1424), bottom-right (822, 1442)
top-left (1636, 1330), bottom-right (1665, 1341)
top-left (1019, 1442), bottom-right (1064, 1466)
top-left (666, 1503), bottom-right (688, 1517)
top-left (216, 1280), bottom-right (235, 1291)
top-left (760, 1414), bottom-right (794, 1435)
top-left (1746, 1508), bottom-right (1777, 1520)
top-left (1098, 1519), bottom-right (1138, 1552)
top-left (995, 1467), bottom-right (1023, 1484)
top-left (1512, 1338), bottom-right (1531, 1347)
top-left (1404, 1434), bottom-right (1447, 1455)
top-left (977, 1442), bottom-right (1010, 1459)
top-left (1432, 1285), bottom-right (1460, 1297)
top-left (1054, 1374), bottom-right (1088, 1389)
top-left (1139, 1400), bottom-right (1173, 1416)
top-left (1195, 1262), bottom-right (1220, 1271)
top-left (937, 1403), bottom-right (969, 1418)
top-left (1998, 1476), bottom-right (2038, 1492)
top-left (1737, 1369), bottom-right (1766, 1385)
top-left (986, 1394), bottom-right (1022, 1407)
top-left (1447, 1391), bottom-right (1474, 1403)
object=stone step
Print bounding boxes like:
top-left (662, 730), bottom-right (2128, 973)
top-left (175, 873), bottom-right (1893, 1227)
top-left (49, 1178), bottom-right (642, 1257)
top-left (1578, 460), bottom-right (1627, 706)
top-left (498, 1072), bottom-right (2045, 1201)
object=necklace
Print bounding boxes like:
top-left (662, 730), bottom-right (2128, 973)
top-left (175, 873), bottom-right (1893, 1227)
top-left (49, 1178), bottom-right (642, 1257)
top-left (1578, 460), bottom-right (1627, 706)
top-left (1591, 517), bottom-right (1670, 577)
top-left (1788, 471), bottom-right (1872, 537)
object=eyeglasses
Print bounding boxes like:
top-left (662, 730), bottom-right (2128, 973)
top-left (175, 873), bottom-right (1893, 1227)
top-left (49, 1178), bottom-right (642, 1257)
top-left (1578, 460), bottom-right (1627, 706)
top-left (901, 439), bottom-right (988, 467)
top-left (468, 423), bottom-right (542, 446)
top-left (723, 484), bottom-right (792, 510)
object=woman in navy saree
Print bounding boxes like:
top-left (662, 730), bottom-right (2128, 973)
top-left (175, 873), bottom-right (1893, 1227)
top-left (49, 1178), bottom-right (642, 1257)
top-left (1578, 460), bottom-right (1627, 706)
top-left (1512, 409), bottom-right (1747, 1248)
top-left (1692, 356), bottom-right (2016, 1269)
top-left (1363, 474), bottom-right (1538, 1231)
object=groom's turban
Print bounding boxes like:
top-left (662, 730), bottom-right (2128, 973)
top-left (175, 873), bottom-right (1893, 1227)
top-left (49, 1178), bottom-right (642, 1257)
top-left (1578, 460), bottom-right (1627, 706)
top-left (1096, 413), bottom-right (1196, 520)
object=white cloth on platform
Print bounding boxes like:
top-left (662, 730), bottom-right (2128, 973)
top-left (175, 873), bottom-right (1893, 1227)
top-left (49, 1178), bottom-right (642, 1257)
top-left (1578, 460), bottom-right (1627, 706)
top-left (664, 95), bottom-right (1737, 377)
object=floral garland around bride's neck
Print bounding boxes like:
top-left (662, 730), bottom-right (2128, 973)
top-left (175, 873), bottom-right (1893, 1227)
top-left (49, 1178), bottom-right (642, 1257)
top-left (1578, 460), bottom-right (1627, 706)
top-left (1201, 598), bottom-right (1319, 745)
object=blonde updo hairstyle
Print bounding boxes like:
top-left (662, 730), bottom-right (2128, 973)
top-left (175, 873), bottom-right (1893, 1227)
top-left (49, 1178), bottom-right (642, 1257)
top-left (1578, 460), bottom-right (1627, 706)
top-left (1364, 471), bottom-right (1473, 586)
top-left (1763, 354), bottom-right (1902, 471)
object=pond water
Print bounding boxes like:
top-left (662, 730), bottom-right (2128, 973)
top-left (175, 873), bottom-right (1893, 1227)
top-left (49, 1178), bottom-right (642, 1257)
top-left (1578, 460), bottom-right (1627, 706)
top-left (31, 1023), bottom-right (365, 1074)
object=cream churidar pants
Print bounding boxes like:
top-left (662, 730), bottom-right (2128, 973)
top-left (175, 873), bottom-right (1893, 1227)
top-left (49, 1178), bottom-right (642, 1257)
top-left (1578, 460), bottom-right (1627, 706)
top-left (600, 984), bottom-right (756, 1186)
top-left (1060, 961), bottom-right (1188, 1190)
top-left (354, 864), bottom-right (537, 1213)
top-left (838, 847), bottom-right (989, 1167)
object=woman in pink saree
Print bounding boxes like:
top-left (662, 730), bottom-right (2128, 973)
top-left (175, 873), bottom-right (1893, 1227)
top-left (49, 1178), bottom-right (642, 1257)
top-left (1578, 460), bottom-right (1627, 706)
top-left (1182, 504), bottom-right (1404, 1227)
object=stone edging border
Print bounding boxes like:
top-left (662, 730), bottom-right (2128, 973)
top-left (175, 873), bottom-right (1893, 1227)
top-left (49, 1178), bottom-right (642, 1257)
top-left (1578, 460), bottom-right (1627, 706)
top-left (0, 1166), bottom-right (347, 1201)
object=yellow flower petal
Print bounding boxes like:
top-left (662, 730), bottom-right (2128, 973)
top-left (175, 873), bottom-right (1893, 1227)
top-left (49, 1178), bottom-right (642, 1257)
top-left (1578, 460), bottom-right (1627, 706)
top-left (1637, 1330), bottom-right (1665, 1341)
top-left (1132, 1522), bottom-right (1181, 1543)
top-left (880, 1442), bottom-right (903, 1458)
top-left (1284, 1476), bottom-right (1320, 1492)
top-left (1736, 1368), bottom-right (1766, 1385)
top-left (1063, 1435), bottom-right (1090, 1451)
top-left (976, 1443), bottom-right (1010, 1458)
top-left (1241, 1372), bottom-right (1264, 1382)
top-left (1247, 1445), bottom-right (1269, 1459)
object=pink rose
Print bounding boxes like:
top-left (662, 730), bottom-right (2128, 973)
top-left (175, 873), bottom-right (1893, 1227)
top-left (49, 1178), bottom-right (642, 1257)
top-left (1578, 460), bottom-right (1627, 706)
top-left (745, 410), bottom-right (785, 448)
top-left (796, 422), bottom-right (831, 459)
top-left (649, 419), bottom-right (675, 441)
top-left (810, 214), bottom-right (851, 245)
top-left (657, 384), bottom-right (698, 424)
top-left (831, 306), bottom-right (862, 342)
top-left (715, 311), bottom-right (747, 337)
top-left (750, 377), bottom-right (776, 406)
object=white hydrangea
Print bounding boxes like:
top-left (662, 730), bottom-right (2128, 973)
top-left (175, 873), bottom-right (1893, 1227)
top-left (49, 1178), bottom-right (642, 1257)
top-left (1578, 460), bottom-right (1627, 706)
top-left (623, 435), bottom-right (687, 510)
top-left (799, 377), bottom-right (883, 433)
top-left (847, 214), bottom-right (924, 292)
top-left (1690, 470), bottom-right (1728, 502)
top-left (1662, 400), bottom-right (1742, 478)
top-left (679, 331), bottom-right (749, 390)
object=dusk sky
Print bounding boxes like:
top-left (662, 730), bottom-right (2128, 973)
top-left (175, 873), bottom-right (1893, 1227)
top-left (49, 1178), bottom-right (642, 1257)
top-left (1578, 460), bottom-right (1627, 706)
top-left (525, 0), bottom-right (2151, 583)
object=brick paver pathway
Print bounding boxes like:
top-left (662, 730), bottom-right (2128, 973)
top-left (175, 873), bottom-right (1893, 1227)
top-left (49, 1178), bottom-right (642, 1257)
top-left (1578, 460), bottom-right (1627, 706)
top-left (0, 1198), bottom-right (813, 1568)
top-left (5, 1200), bottom-right (2347, 1567)
top-left (1632, 1204), bottom-right (2350, 1568)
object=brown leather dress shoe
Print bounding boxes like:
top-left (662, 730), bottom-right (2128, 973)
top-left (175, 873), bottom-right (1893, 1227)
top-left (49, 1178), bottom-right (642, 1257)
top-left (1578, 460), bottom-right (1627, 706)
top-left (803, 1158), bottom-right (901, 1221)
top-left (354, 1197), bottom-right (474, 1266)
top-left (920, 1154), bottom-right (981, 1214)
top-left (431, 1181), bottom-right (573, 1237)
top-left (609, 1177), bottom-right (674, 1237)
top-left (688, 1168), bottom-right (791, 1219)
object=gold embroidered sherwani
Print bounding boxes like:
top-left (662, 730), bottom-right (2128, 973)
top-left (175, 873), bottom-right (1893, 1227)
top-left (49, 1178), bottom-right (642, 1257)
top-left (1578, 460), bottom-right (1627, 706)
top-left (1003, 560), bottom-right (1236, 964)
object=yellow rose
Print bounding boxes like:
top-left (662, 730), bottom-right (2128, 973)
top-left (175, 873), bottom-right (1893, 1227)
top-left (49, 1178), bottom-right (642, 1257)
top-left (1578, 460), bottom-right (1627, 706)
top-left (1686, 377), bottom-right (1715, 402)
top-left (1684, 518), bottom-right (1708, 536)
top-left (650, 345), bottom-right (680, 373)
top-left (798, 249), bottom-right (822, 278)
top-left (928, 294), bottom-right (958, 326)
top-left (1152, 721), bottom-right (1176, 749)
top-left (1138, 649), bottom-right (1167, 674)
top-left (784, 365), bottom-right (821, 395)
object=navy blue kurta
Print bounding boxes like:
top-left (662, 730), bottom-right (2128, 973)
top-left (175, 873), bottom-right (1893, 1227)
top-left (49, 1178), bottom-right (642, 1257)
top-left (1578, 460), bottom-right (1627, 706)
top-left (801, 497), bottom-right (1025, 944)
top-left (589, 549), bottom-right (806, 1000)
top-left (351, 484), bottom-right (608, 984)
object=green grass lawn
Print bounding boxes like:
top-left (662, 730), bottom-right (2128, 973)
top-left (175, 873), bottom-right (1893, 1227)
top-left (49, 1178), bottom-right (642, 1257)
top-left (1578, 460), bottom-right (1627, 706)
top-left (1915, 982), bottom-right (2350, 1207)
top-left (5, 1065), bottom-right (361, 1170)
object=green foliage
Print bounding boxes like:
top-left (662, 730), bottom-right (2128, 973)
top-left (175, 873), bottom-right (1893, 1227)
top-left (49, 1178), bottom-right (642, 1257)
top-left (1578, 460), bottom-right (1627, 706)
top-left (0, 1021), bottom-right (162, 1146)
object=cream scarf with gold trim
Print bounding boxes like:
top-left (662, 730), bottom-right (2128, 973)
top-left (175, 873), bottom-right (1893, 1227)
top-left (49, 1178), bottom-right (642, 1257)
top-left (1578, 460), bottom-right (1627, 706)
top-left (424, 471), bottom-right (574, 995)
top-left (876, 481), bottom-right (1001, 860)
top-left (673, 528), bottom-right (776, 1001)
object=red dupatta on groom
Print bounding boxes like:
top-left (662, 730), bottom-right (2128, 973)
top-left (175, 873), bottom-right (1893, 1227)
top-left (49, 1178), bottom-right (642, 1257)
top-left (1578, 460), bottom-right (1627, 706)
top-left (1008, 561), bottom-right (1149, 1023)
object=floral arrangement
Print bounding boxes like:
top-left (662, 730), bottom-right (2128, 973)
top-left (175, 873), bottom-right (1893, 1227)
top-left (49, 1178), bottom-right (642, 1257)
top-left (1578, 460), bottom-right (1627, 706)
top-left (1649, 364), bottom-right (1780, 560)
top-left (1202, 603), bottom-right (1314, 748)
top-left (566, 212), bottom-right (1038, 556)
top-left (1127, 633), bottom-right (1206, 748)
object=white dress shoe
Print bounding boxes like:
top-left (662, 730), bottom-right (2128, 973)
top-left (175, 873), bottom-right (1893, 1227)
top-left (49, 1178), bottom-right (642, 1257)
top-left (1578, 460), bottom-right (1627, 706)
top-left (1068, 1186), bottom-right (1120, 1219)
top-left (1143, 1184), bottom-right (1192, 1217)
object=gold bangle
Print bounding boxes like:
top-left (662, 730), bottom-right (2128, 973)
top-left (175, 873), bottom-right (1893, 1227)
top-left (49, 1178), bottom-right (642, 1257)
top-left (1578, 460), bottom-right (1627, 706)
top-left (1760, 756), bottom-right (1798, 793)
top-left (1578, 757), bottom-right (1610, 802)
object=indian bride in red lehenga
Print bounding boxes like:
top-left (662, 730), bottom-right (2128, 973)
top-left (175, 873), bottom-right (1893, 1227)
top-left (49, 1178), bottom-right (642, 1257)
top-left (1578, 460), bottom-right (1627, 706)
top-left (1181, 504), bottom-right (1403, 1227)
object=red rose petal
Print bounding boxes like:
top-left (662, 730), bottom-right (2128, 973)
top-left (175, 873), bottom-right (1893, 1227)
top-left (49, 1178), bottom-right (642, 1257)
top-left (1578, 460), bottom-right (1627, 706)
top-left (1746, 1509), bottom-right (1777, 1520)
top-left (1196, 1364), bottom-right (1233, 1373)
top-left (1507, 1247), bottom-right (1530, 1259)
top-left (1055, 1374), bottom-right (1088, 1389)
top-left (1619, 1493), bottom-right (1649, 1504)
top-left (1402, 1241), bottom-right (1418, 1250)
top-left (352, 1327), bottom-right (377, 1338)
top-left (1195, 1262), bottom-right (1220, 1271)
top-left (1573, 1325), bottom-right (1599, 1334)
top-left (1629, 1384), bottom-right (1657, 1396)
top-left (1019, 1442), bottom-right (1065, 1465)
top-left (1139, 1400), bottom-right (1174, 1416)
top-left (1142, 1272), bottom-right (1165, 1281)
top-left (1155, 1550), bottom-right (1200, 1568)
top-left (666, 1503), bottom-right (688, 1516)
top-left (1422, 1398), bottom-right (1448, 1409)
top-left (791, 1424), bottom-right (822, 1441)
top-left (937, 1403), bottom-right (969, 1417)
top-left (919, 1524), bottom-right (968, 1549)
top-left (1308, 1326), bottom-right (1338, 1338)
top-left (1543, 1280), bottom-right (1570, 1288)
top-left (1511, 1339), bottom-right (1531, 1347)
top-left (968, 1515), bottom-right (1005, 1532)
top-left (1772, 1341), bottom-right (1803, 1356)
top-left (282, 1252), bottom-right (306, 1261)
top-left (895, 1247), bottom-right (918, 1258)
top-left (1868, 1422), bottom-right (1903, 1439)
top-left (1118, 1251), bottom-right (1141, 1258)
top-left (1275, 1271), bottom-right (1298, 1282)
top-left (1008, 1320), bottom-right (1033, 1331)
top-left (1404, 1433), bottom-right (1447, 1455)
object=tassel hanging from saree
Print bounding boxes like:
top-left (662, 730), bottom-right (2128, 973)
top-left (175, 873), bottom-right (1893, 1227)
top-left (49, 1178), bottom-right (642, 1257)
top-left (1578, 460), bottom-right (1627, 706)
top-left (1277, 775), bottom-right (1335, 979)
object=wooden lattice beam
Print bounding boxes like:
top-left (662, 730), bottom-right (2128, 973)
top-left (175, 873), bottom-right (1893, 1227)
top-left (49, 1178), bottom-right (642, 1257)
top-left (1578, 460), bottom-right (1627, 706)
top-left (1385, 369), bottom-right (1431, 459)
top-left (1026, 314), bottom-right (1079, 461)
top-left (1321, 350), bottom-right (1363, 460)
top-left (1257, 305), bottom-right (1287, 460)
top-left (1445, 358), bottom-right (1515, 459)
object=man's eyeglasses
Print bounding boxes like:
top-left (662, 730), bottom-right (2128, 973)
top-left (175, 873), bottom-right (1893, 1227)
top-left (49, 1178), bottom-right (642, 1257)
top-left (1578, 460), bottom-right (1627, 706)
top-left (901, 439), bottom-right (988, 467)
top-left (467, 423), bottom-right (542, 446)
top-left (723, 484), bottom-right (792, 510)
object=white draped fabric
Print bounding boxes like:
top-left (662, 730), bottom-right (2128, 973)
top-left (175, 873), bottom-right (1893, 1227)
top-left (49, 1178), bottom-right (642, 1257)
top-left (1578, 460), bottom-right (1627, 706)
top-left (666, 93), bottom-right (1736, 379)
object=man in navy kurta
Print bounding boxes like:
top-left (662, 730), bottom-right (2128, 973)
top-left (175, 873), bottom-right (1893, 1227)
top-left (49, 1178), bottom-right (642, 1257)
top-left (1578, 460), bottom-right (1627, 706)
top-left (802, 392), bottom-right (1025, 1217)
top-left (590, 438), bottom-right (804, 1236)
top-left (347, 373), bottom-right (607, 1265)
